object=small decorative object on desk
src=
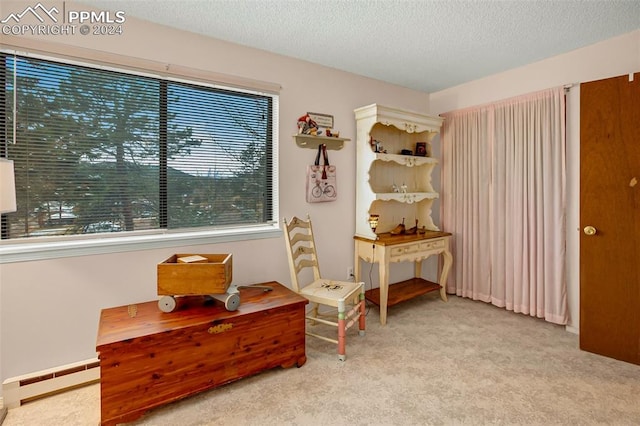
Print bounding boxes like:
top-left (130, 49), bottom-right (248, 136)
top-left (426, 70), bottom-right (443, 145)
top-left (405, 219), bottom-right (419, 235)
top-left (368, 214), bottom-right (380, 239)
top-left (390, 218), bottom-right (406, 235)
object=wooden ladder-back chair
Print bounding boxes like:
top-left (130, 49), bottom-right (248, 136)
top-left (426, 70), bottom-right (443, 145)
top-left (283, 215), bottom-right (366, 361)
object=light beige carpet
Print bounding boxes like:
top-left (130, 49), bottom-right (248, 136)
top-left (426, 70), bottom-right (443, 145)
top-left (4, 294), bottom-right (640, 425)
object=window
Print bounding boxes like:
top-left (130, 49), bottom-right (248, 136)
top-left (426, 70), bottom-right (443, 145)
top-left (0, 53), bottom-right (278, 243)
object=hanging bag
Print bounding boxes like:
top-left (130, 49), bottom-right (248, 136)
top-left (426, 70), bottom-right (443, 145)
top-left (306, 144), bottom-right (337, 203)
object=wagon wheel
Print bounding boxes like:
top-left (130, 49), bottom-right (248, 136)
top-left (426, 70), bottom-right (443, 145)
top-left (158, 295), bottom-right (177, 312)
top-left (210, 292), bottom-right (241, 311)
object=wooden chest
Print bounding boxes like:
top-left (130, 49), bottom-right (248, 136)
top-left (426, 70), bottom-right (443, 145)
top-left (96, 282), bottom-right (308, 426)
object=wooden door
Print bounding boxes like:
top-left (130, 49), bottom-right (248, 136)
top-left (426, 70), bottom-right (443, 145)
top-left (580, 73), bottom-right (640, 364)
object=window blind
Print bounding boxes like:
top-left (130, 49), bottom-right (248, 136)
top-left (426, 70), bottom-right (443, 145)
top-left (0, 53), bottom-right (276, 239)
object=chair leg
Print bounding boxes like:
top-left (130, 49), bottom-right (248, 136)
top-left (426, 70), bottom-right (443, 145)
top-left (309, 302), bottom-right (320, 326)
top-left (338, 313), bottom-right (346, 361)
top-left (337, 300), bottom-right (346, 361)
top-left (358, 291), bottom-right (366, 336)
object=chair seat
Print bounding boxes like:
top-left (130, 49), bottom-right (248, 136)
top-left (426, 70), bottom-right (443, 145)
top-left (300, 279), bottom-right (362, 305)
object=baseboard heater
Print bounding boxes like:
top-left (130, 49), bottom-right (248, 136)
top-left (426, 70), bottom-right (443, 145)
top-left (2, 358), bottom-right (100, 409)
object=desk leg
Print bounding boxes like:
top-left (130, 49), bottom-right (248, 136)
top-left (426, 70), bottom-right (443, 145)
top-left (417, 255), bottom-right (449, 302)
top-left (414, 259), bottom-right (423, 279)
top-left (439, 249), bottom-right (452, 302)
top-left (378, 249), bottom-right (389, 326)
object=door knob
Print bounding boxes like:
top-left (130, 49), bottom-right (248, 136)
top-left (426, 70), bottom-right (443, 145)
top-left (583, 226), bottom-right (597, 236)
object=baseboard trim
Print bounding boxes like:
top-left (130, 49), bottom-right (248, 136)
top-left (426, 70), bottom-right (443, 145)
top-left (2, 358), bottom-right (100, 409)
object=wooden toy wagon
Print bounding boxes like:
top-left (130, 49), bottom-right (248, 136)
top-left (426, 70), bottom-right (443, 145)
top-left (156, 253), bottom-right (237, 312)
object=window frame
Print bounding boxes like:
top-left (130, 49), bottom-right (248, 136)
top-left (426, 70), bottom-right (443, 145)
top-left (0, 49), bottom-right (281, 264)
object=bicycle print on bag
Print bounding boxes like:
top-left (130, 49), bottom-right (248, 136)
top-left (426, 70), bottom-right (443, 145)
top-left (306, 144), bottom-right (337, 203)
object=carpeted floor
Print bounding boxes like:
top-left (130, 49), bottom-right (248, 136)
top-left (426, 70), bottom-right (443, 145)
top-left (4, 294), bottom-right (640, 425)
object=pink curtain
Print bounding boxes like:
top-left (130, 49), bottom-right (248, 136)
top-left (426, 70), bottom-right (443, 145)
top-left (441, 88), bottom-right (568, 325)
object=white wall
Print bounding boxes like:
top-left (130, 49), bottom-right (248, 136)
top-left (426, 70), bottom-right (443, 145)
top-left (429, 29), bottom-right (640, 333)
top-left (0, 9), bottom-right (430, 388)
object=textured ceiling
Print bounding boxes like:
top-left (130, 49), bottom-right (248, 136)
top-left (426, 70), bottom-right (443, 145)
top-left (79, 0), bottom-right (640, 93)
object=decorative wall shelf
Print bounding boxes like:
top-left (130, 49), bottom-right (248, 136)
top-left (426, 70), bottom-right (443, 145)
top-left (293, 134), bottom-right (350, 150)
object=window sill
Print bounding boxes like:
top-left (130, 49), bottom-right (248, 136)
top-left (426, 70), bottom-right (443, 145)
top-left (0, 224), bottom-right (282, 264)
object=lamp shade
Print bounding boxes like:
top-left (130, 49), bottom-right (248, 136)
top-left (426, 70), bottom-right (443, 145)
top-left (368, 214), bottom-right (379, 232)
top-left (0, 158), bottom-right (17, 214)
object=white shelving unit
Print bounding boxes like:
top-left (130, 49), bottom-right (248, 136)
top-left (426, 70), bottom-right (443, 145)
top-left (354, 104), bottom-right (444, 239)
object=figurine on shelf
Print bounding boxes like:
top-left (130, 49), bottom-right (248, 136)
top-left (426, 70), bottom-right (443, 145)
top-left (400, 183), bottom-right (408, 193)
top-left (370, 136), bottom-right (386, 153)
top-left (297, 114), bottom-right (321, 136)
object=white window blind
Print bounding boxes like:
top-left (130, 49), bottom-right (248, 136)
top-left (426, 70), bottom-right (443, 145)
top-left (1, 53), bottom-right (277, 240)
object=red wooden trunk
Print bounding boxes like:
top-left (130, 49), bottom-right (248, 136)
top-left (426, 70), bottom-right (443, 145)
top-left (96, 282), bottom-right (307, 426)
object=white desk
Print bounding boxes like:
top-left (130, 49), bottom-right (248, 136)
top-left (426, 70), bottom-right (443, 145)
top-left (354, 231), bottom-right (452, 325)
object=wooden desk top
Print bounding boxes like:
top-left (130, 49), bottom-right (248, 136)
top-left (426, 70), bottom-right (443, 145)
top-left (354, 231), bottom-right (452, 246)
top-left (96, 281), bottom-right (306, 348)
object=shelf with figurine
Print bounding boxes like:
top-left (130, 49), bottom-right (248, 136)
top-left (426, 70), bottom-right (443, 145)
top-left (294, 112), bottom-right (350, 150)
